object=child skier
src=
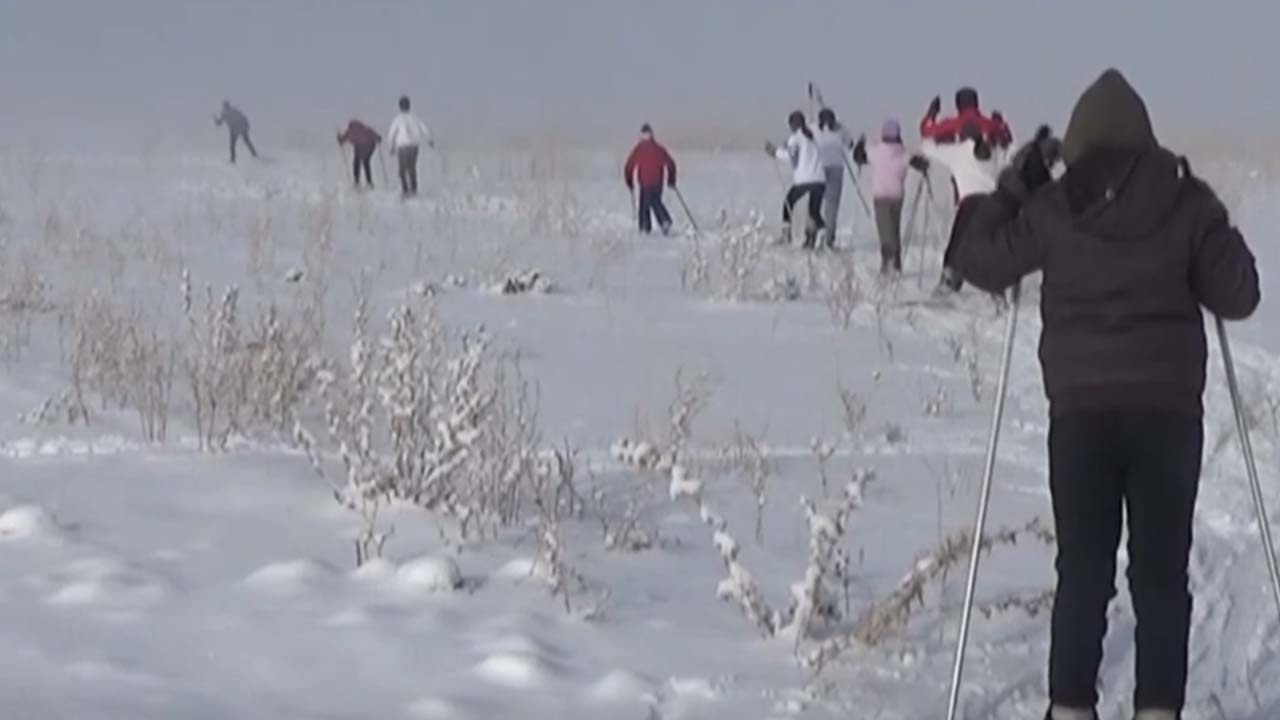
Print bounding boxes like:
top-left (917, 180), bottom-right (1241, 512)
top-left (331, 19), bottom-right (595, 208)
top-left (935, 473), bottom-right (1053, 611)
top-left (766, 111), bottom-right (826, 249)
top-left (954, 69), bottom-right (1260, 720)
top-left (853, 119), bottom-right (929, 274)
top-left (623, 124), bottom-right (677, 235)
top-left (337, 119), bottom-right (382, 189)
top-left (387, 96), bottom-right (433, 197)
top-left (213, 100), bottom-right (258, 164)
top-left (815, 108), bottom-right (853, 249)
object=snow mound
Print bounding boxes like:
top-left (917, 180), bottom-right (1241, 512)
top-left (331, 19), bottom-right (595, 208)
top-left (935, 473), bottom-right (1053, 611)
top-left (494, 556), bottom-right (553, 584)
top-left (667, 676), bottom-right (722, 702)
top-left (406, 697), bottom-right (472, 720)
top-left (243, 559), bottom-right (337, 593)
top-left (587, 668), bottom-right (654, 704)
top-left (350, 557), bottom-right (397, 582)
top-left (395, 555), bottom-right (463, 593)
top-left (46, 557), bottom-right (169, 609)
top-left (0, 504), bottom-right (60, 540)
top-left (472, 651), bottom-right (555, 689)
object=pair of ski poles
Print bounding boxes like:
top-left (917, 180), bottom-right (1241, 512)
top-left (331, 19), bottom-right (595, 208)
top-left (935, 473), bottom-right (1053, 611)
top-left (944, 297), bottom-right (1280, 719)
top-left (629, 185), bottom-right (701, 237)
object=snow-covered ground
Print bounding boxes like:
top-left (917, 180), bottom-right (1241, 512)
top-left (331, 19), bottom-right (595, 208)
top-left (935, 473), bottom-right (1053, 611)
top-left (0, 144), bottom-right (1277, 720)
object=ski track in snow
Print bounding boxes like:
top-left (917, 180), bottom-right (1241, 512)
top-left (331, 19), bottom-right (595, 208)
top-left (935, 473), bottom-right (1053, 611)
top-left (0, 148), bottom-right (1276, 719)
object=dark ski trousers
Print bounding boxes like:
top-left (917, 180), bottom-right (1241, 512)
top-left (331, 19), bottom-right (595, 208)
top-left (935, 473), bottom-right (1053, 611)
top-left (229, 130), bottom-right (258, 164)
top-left (352, 144), bottom-right (376, 187)
top-left (397, 145), bottom-right (420, 196)
top-left (1048, 411), bottom-right (1202, 713)
top-left (874, 197), bottom-right (904, 272)
top-left (637, 186), bottom-right (672, 234)
top-left (942, 194), bottom-right (983, 289)
top-left (783, 182), bottom-right (826, 238)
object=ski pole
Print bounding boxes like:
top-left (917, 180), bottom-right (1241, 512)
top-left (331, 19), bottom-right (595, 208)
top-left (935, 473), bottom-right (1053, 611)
top-left (900, 175), bottom-right (927, 255)
top-left (945, 281), bottom-right (1021, 720)
top-left (378, 145), bottom-right (390, 187)
top-left (672, 187), bottom-right (702, 236)
top-left (1216, 316), bottom-right (1280, 621)
top-left (840, 155), bottom-right (874, 220)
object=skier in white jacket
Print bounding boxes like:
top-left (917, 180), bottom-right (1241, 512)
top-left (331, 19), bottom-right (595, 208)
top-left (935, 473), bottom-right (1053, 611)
top-left (921, 125), bottom-right (1005, 293)
top-left (766, 110), bottom-right (827, 249)
top-left (387, 95), bottom-right (433, 197)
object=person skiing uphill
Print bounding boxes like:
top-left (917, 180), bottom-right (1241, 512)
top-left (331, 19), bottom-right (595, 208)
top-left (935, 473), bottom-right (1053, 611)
top-left (953, 68), bottom-right (1260, 720)
top-left (815, 108), bottom-right (854, 248)
top-left (214, 100), bottom-right (258, 164)
top-left (853, 118), bottom-right (929, 274)
top-left (766, 111), bottom-right (826, 249)
top-left (337, 119), bottom-right (382, 189)
top-left (623, 124), bottom-right (677, 235)
top-left (921, 86), bottom-right (1012, 148)
top-left (387, 96), bottom-right (433, 197)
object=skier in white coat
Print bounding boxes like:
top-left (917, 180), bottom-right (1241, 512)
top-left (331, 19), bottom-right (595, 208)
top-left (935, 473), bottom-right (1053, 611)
top-left (387, 95), bottom-right (434, 197)
top-left (766, 110), bottom-right (827, 249)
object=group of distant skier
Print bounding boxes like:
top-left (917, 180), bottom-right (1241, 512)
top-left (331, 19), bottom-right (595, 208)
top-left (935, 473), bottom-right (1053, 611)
top-left (214, 95), bottom-right (434, 197)
top-left (622, 85), bottom-right (1019, 295)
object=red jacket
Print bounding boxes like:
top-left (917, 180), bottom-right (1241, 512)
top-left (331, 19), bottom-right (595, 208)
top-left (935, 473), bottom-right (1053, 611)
top-left (338, 120), bottom-right (381, 150)
top-left (921, 108), bottom-right (1012, 147)
top-left (624, 139), bottom-right (676, 189)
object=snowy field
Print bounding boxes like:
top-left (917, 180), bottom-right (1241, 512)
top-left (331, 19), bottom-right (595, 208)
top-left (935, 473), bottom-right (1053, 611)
top-left (0, 144), bottom-right (1277, 720)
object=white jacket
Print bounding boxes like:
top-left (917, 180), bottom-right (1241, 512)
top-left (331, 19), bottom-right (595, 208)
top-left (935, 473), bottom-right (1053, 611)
top-left (775, 130), bottom-right (825, 186)
top-left (815, 125), bottom-right (852, 169)
top-left (921, 139), bottom-right (1001, 200)
top-left (388, 112), bottom-right (433, 151)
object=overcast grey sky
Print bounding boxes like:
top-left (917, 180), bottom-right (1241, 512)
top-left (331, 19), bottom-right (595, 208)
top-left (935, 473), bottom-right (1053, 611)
top-left (0, 1), bottom-right (1271, 151)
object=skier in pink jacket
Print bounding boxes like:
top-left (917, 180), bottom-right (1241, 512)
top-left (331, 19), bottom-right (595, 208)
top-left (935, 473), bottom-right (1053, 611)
top-left (853, 119), bottom-right (929, 274)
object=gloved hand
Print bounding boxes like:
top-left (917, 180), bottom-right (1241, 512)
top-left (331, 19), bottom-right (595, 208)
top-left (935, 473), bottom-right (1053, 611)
top-left (851, 136), bottom-right (867, 166)
top-left (998, 125), bottom-right (1060, 201)
top-left (336, 133), bottom-right (343, 145)
top-left (764, 141), bottom-right (778, 156)
top-left (909, 154), bottom-right (929, 173)
top-left (668, 178), bottom-right (676, 189)
top-left (926, 95), bottom-right (942, 118)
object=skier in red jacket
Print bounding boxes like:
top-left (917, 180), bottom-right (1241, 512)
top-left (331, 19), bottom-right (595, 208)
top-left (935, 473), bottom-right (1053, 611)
top-left (337, 119), bottom-right (382, 189)
top-left (920, 87), bottom-right (1013, 148)
top-left (623, 124), bottom-right (677, 235)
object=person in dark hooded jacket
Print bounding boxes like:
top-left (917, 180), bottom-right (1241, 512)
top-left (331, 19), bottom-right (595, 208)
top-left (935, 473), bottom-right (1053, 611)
top-left (954, 69), bottom-right (1260, 720)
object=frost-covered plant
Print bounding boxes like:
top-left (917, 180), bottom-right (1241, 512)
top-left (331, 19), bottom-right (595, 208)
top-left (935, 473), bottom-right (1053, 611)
top-left (802, 516), bottom-right (1054, 671)
top-left (838, 386), bottom-right (868, 440)
top-left (719, 424), bottom-right (772, 543)
top-left (667, 368), bottom-right (713, 467)
top-left (785, 470), bottom-right (873, 651)
top-left (717, 216), bottom-right (767, 302)
top-left (810, 438), bottom-right (836, 498)
top-left (824, 255), bottom-right (862, 331)
top-left (532, 445), bottom-right (584, 613)
top-left (302, 285), bottom-right (542, 561)
top-left (680, 233), bottom-right (711, 293)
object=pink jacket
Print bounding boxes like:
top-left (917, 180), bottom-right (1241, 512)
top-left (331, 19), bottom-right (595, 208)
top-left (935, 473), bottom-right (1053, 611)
top-left (866, 142), bottom-right (910, 200)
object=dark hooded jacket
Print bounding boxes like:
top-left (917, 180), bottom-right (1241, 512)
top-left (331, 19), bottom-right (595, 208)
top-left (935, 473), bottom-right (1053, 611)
top-left (955, 69), bottom-right (1260, 416)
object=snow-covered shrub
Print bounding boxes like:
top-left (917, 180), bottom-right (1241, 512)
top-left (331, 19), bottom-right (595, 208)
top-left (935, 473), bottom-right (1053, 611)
top-left (823, 255), bottom-right (862, 331)
top-left (719, 425), bottom-right (772, 543)
top-left (802, 516), bottom-right (1054, 671)
top-left (301, 289), bottom-right (542, 563)
top-left (717, 216), bottom-right (767, 302)
top-left (762, 273), bottom-right (802, 302)
top-left (0, 241), bottom-right (53, 360)
top-left (784, 470), bottom-right (873, 649)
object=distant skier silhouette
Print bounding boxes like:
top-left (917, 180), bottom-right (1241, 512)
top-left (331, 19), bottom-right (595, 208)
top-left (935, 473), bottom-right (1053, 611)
top-left (214, 100), bottom-right (258, 164)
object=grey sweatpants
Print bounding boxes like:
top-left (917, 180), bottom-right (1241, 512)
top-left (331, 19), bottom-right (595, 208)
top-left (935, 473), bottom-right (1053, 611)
top-left (874, 197), bottom-right (904, 272)
top-left (821, 166), bottom-right (844, 246)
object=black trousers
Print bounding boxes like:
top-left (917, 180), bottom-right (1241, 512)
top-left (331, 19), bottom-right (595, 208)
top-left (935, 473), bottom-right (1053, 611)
top-left (783, 182), bottom-right (826, 231)
top-left (397, 146), bottom-right (420, 195)
top-left (941, 194), bottom-right (983, 289)
top-left (229, 130), bottom-right (258, 164)
top-left (1048, 411), bottom-right (1202, 713)
top-left (637, 186), bottom-right (672, 233)
top-left (352, 144), bottom-right (376, 187)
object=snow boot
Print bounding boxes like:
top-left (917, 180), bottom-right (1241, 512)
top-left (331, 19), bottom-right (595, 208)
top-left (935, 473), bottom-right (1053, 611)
top-left (933, 266), bottom-right (963, 297)
top-left (1046, 707), bottom-right (1097, 720)
top-left (802, 226), bottom-right (818, 250)
top-left (1133, 711), bottom-right (1178, 720)
top-left (660, 221), bottom-right (673, 236)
